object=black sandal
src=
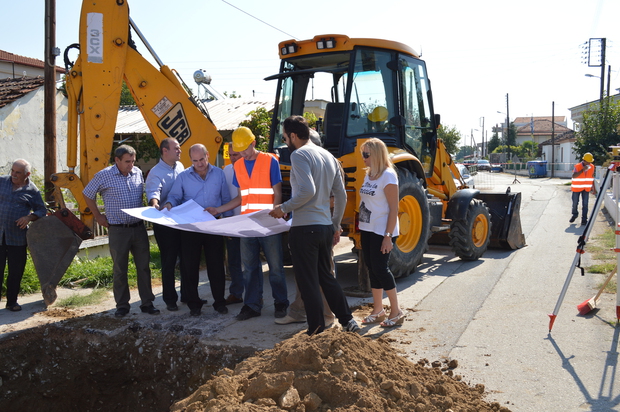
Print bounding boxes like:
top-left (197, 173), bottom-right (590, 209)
top-left (6, 304), bottom-right (22, 312)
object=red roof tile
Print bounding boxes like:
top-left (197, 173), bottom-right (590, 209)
top-left (0, 77), bottom-right (45, 109)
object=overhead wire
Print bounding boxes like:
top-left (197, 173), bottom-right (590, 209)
top-left (220, 0), bottom-right (298, 40)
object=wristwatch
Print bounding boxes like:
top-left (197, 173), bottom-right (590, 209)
top-left (385, 232), bottom-right (393, 238)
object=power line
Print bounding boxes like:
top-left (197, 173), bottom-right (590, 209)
top-left (221, 0), bottom-right (298, 40)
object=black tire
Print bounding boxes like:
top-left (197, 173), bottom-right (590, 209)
top-left (388, 168), bottom-right (431, 278)
top-left (448, 198), bottom-right (491, 261)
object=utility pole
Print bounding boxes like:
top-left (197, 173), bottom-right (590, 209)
top-left (506, 93), bottom-right (510, 160)
top-left (480, 117), bottom-right (485, 158)
top-left (551, 101), bottom-right (555, 178)
top-left (44, 0), bottom-right (57, 207)
top-left (600, 38), bottom-right (606, 101)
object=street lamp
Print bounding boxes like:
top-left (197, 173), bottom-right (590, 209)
top-left (585, 65), bottom-right (611, 101)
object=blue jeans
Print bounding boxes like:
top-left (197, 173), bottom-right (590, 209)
top-left (226, 236), bottom-right (244, 299)
top-left (571, 190), bottom-right (589, 219)
top-left (240, 233), bottom-right (288, 312)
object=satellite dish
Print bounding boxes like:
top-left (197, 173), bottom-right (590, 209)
top-left (193, 70), bottom-right (212, 85)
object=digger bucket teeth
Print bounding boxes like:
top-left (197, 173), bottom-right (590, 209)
top-left (27, 215), bottom-right (83, 306)
top-left (477, 190), bottom-right (526, 250)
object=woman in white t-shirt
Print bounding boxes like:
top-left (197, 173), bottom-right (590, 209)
top-left (358, 138), bottom-right (404, 327)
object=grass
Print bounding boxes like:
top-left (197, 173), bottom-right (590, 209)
top-left (2, 242), bottom-right (164, 297)
top-left (587, 225), bottom-right (617, 293)
top-left (56, 288), bottom-right (109, 308)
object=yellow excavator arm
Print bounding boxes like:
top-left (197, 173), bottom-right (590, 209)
top-left (52, 0), bottom-right (222, 231)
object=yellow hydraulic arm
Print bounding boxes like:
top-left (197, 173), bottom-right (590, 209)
top-left (52, 0), bottom-right (222, 234)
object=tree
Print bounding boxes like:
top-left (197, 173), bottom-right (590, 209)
top-left (574, 98), bottom-right (620, 164)
top-left (224, 91), bottom-right (242, 98)
top-left (239, 107), bottom-right (272, 152)
top-left (487, 131), bottom-right (500, 154)
top-left (515, 141), bottom-right (538, 160)
top-left (120, 81), bottom-right (136, 105)
top-left (437, 124), bottom-right (462, 155)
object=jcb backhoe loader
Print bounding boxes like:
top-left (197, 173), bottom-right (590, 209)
top-left (28, 0), bottom-right (223, 304)
top-left (265, 35), bottom-right (525, 281)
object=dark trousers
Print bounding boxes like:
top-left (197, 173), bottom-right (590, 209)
top-left (360, 230), bottom-right (397, 291)
top-left (0, 235), bottom-right (27, 306)
top-left (571, 190), bottom-right (589, 219)
top-left (288, 224), bottom-right (352, 335)
top-left (108, 224), bottom-right (155, 310)
top-left (180, 231), bottom-right (226, 311)
top-left (153, 223), bottom-right (183, 304)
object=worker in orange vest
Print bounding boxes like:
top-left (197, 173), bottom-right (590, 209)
top-left (208, 127), bottom-right (289, 321)
top-left (570, 152), bottom-right (596, 226)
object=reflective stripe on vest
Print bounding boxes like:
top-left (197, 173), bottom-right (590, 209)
top-left (571, 164), bottom-right (594, 192)
top-left (234, 152), bottom-right (275, 214)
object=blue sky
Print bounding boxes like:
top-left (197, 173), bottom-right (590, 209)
top-left (3, 0), bottom-right (619, 144)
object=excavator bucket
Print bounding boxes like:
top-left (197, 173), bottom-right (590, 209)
top-left (27, 212), bottom-right (85, 306)
top-left (477, 189), bottom-right (526, 249)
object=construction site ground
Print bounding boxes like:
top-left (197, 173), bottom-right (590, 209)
top-left (1, 171), bottom-right (620, 411)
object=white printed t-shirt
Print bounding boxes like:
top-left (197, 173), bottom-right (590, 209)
top-left (358, 167), bottom-right (400, 237)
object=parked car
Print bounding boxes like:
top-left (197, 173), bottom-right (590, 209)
top-left (491, 163), bottom-right (504, 173)
top-left (454, 164), bottom-right (475, 188)
top-left (477, 159), bottom-right (491, 171)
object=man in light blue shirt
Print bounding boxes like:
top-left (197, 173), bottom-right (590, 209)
top-left (164, 144), bottom-right (231, 316)
top-left (145, 138), bottom-right (185, 311)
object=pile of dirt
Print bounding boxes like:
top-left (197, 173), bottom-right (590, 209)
top-left (171, 328), bottom-right (512, 412)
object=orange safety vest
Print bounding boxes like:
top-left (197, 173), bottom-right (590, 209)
top-left (234, 152), bottom-right (276, 214)
top-left (571, 162), bottom-right (595, 192)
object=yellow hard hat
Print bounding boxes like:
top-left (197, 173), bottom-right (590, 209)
top-left (368, 106), bottom-right (388, 122)
top-left (583, 152), bottom-right (594, 163)
top-left (232, 127), bottom-right (255, 151)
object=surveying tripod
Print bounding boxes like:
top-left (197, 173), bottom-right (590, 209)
top-left (548, 147), bottom-right (620, 331)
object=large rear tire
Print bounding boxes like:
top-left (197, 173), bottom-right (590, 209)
top-left (448, 198), bottom-right (491, 261)
top-left (389, 168), bottom-right (430, 278)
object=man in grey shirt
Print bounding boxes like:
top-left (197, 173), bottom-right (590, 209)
top-left (269, 115), bottom-right (359, 335)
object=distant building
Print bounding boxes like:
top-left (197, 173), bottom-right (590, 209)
top-left (0, 50), bottom-right (66, 81)
top-left (515, 117), bottom-right (572, 146)
top-left (0, 76), bottom-right (69, 175)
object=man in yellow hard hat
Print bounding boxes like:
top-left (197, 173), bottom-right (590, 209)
top-left (208, 127), bottom-right (289, 321)
top-left (570, 152), bottom-right (596, 225)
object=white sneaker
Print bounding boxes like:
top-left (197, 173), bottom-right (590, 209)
top-left (275, 314), bottom-right (306, 325)
top-left (343, 319), bottom-right (360, 333)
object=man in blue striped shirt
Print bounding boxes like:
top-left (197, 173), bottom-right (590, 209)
top-left (145, 138), bottom-right (185, 311)
top-left (83, 145), bottom-right (159, 318)
top-left (0, 159), bottom-right (47, 311)
top-left (164, 144), bottom-right (231, 316)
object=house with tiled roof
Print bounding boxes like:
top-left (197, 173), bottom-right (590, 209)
top-left (0, 76), bottom-right (69, 175)
top-left (514, 117), bottom-right (571, 146)
top-left (0, 50), bottom-right (66, 81)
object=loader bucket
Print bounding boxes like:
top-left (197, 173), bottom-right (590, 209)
top-left (477, 189), bottom-right (526, 249)
top-left (27, 214), bottom-right (83, 306)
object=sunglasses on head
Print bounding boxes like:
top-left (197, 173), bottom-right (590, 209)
top-left (362, 151), bottom-right (370, 159)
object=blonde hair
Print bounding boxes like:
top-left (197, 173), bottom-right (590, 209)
top-left (360, 138), bottom-right (393, 178)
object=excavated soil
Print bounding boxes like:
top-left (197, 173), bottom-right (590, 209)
top-left (171, 328), bottom-right (511, 412)
top-left (0, 310), bottom-right (510, 411)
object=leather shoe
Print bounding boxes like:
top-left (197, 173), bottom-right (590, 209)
top-left (6, 303), bottom-right (22, 312)
top-left (236, 305), bottom-right (261, 321)
top-left (275, 314), bottom-right (306, 325)
top-left (141, 305), bottom-right (160, 315)
top-left (115, 307), bottom-right (129, 318)
top-left (225, 294), bottom-right (243, 305)
top-left (166, 303), bottom-right (179, 311)
top-left (569, 215), bottom-right (577, 223)
top-left (216, 305), bottom-right (228, 314)
top-left (581, 219), bottom-right (588, 226)
top-left (190, 308), bottom-right (201, 317)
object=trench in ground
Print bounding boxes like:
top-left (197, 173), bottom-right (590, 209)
top-left (0, 318), bottom-right (255, 411)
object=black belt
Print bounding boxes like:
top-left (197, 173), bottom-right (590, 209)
top-left (109, 221), bottom-right (143, 228)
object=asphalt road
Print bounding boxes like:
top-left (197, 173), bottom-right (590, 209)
top-left (2, 171), bottom-right (619, 411)
top-left (385, 172), bottom-right (620, 411)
